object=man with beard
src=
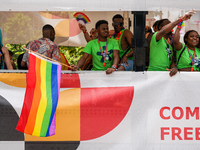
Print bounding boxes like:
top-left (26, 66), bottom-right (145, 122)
top-left (71, 20), bottom-right (119, 74)
top-left (148, 10), bottom-right (195, 76)
top-left (111, 14), bottom-right (134, 71)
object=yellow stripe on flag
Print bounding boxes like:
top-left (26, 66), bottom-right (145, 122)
top-left (32, 59), bottom-right (47, 136)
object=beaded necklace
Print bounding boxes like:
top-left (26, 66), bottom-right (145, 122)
top-left (112, 27), bottom-right (125, 41)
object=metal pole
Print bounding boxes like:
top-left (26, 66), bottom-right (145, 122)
top-left (131, 11), bottom-right (148, 71)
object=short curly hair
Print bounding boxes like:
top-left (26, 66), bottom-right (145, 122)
top-left (95, 20), bottom-right (108, 29)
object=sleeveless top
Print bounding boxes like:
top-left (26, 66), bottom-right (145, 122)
top-left (112, 29), bottom-right (133, 59)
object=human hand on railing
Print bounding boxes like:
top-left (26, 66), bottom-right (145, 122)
top-left (105, 68), bottom-right (115, 74)
top-left (120, 56), bottom-right (129, 66)
top-left (166, 67), bottom-right (178, 77)
top-left (71, 65), bottom-right (79, 71)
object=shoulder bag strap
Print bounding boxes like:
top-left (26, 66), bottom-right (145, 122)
top-left (177, 45), bottom-right (186, 66)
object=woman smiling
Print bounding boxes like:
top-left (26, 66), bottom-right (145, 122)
top-left (173, 28), bottom-right (200, 71)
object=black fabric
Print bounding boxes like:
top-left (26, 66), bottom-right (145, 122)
top-left (0, 95), bottom-right (24, 141)
top-left (25, 141), bottom-right (80, 150)
top-left (177, 46), bottom-right (186, 66)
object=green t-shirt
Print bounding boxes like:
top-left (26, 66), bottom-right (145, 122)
top-left (148, 32), bottom-right (173, 71)
top-left (112, 29), bottom-right (133, 60)
top-left (83, 38), bottom-right (119, 71)
top-left (176, 43), bottom-right (200, 71)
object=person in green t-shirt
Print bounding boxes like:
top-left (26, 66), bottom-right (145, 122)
top-left (148, 10), bottom-right (196, 77)
top-left (173, 28), bottom-right (200, 71)
top-left (111, 14), bottom-right (134, 71)
top-left (71, 20), bottom-right (120, 74)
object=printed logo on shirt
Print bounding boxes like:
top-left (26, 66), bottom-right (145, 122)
top-left (166, 45), bottom-right (172, 61)
top-left (191, 54), bottom-right (200, 67)
top-left (97, 46), bottom-right (113, 63)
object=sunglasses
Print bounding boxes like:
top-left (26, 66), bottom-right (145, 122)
top-left (113, 22), bottom-right (124, 26)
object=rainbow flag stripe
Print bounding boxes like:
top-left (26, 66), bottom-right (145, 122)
top-left (16, 53), bottom-right (61, 137)
top-left (73, 12), bottom-right (91, 24)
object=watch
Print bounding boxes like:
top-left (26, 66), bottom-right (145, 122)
top-left (112, 65), bottom-right (117, 71)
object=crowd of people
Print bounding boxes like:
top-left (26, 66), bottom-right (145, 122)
top-left (0, 10), bottom-right (199, 77)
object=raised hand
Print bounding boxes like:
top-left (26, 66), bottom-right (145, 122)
top-left (181, 9), bottom-right (196, 21)
top-left (79, 23), bottom-right (86, 32)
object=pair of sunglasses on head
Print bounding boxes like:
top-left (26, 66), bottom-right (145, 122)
top-left (113, 22), bottom-right (124, 26)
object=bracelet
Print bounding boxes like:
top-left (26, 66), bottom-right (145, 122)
top-left (112, 64), bottom-right (117, 68)
top-left (177, 26), bottom-right (181, 29)
top-left (112, 65), bottom-right (117, 71)
top-left (179, 18), bottom-right (182, 22)
top-left (83, 30), bottom-right (87, 34)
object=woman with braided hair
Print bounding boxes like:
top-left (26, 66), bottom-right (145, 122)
top-left (173, 28), bottom-right (200, 71)
top-left (148, 10), bottom-right (195, 76)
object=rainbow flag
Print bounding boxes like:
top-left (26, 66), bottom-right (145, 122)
top-left (73, 12), bottom-right (91, 24)
top-left (16, 53), bottom-right (61, 137)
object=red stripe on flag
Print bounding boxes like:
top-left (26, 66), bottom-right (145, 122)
top-left (24, 55), bottom-right (42, 135)
top-left (16, 54), bottom-right (37, 132)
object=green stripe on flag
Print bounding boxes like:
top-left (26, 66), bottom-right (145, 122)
top-left (40, 61), bottom-right (53, 136)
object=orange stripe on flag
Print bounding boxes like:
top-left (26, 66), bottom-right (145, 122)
top-left (24, 57), bottom-right (42, 134)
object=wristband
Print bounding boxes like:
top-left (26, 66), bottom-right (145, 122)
top-left (112, 64), bottom-right (117, 68)
top-left (83, 30), bottom-right (87, 34)
top-left (177, 26), bottom-right (181, 29)
top-left (112, 65), bottom-right (117, 71)
top-left (179, 18), bottom-right (182, 22)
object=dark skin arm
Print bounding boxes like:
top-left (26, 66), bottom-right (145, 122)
top-left (79, 24), bottom-right (92, 43)
top-left (173, 28), bottom-right (183, 51)
top-left (71, 51), bottom-right (120, 74)
top-left (179, 68), bottom-right (197, 71)
top-left (10, 59), bottom-right (16, 69)
top-left (71, 52), bottom-right (89, 71)
top-left (106, 50), bottom-right (119, 74)
top-left (120, 30), bottom-right (134, 65)
top-left (2, 47), bottom-right (13, 70)
top-left (170, 29), bottom-right (195, 72)
top-left (172, 11), bottom-right (196, 72)
top-left (166, 58), bottom-right (178, 77)
top-left (156, 10), bottom-right (195, 41)
top-left (21, 61), bottom-right (27, 68)
top-left (161, 10), bottom-right (195, 76)
top-left (156, 21), bottom-right (179, 41)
